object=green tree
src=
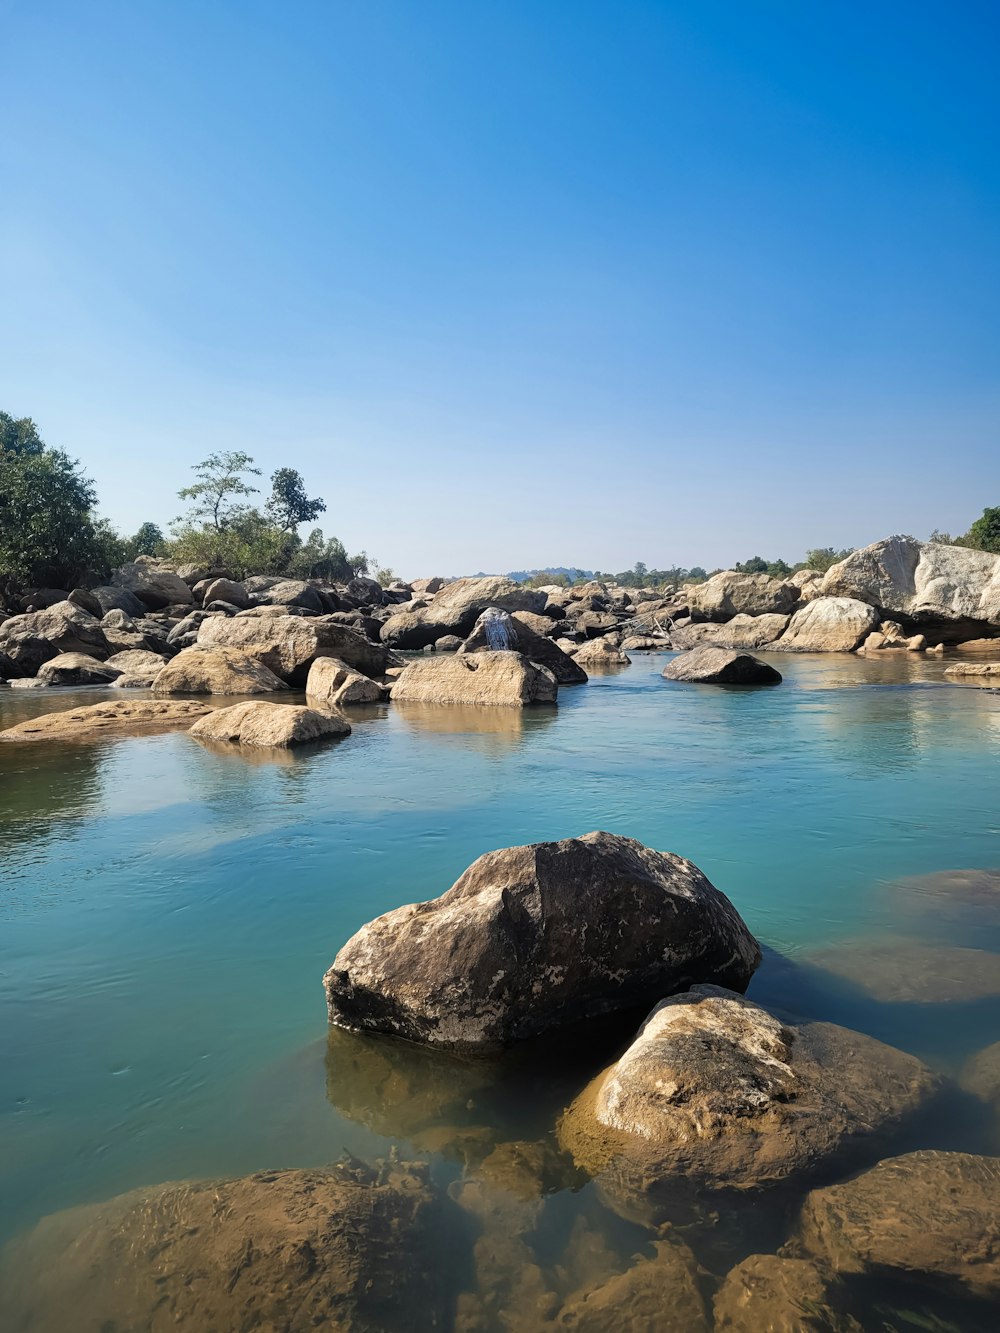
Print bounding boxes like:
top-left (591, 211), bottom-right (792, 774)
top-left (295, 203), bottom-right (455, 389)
top-left (265, 467), bottom-right (326, 532)
top-left (734, 555), bottom-right (769, 574)
top-left (803, 546), bottom-right (853, 573)
top-left (128, 522), bottom-right (165, 557)
top-left (964, 507), bottom-right (1000, 554)
top-left (177, 451), bottom-right (261, 532)
top-left (0, 425), bottom-right (106, 589)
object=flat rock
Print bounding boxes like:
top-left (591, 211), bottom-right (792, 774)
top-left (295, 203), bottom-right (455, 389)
top-left (797, 1150), bottom-right (1000, 1300)
top-left (662, 645), bottom-right (781, 684)
top-left (775, 597), bottom-right (879, 652)
top-left (152, 645), bottom-right (289, 695)
top-left (0, 1159), bottom-right (450, 1333)
top-left (945, 661), bottom-right (1000, 677)
top-left (390, 651), bottom-right (558, 707)
top-left (305, 656), bottom-right (383, 706)
top-left (559, 985), bottom-right (938, 1209)
top-left (324, 831), bottom-right (761, 1050)
top-left (806, 937), bottom-right (1000, 1003)
top-left (0, 699), bottom-right (209, 742)
top-left (189, 701), bottom-right (350, 748)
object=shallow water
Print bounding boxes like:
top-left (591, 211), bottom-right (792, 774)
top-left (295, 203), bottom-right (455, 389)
top-left (2, 652), bottom-right (1000, 1329)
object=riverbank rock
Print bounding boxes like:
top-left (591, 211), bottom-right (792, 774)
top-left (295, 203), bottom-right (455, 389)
top-left (390, 652), bottom-right (558, 707)
top-left (190, 701), bottom-right (350, 748)
top-left (111, 557), bottom-right (192, 609)
top-left (713, 1255), bottom-right (860, 1333)
top-left (324, 832), bottom-right (761, 1049)
top-left (381, 577), bottom-right (547, 648)
top-left (573, 637), bottom-right (630, 666)
top-left (775, 598), bottom-right (879, 652)
top-left (696, 613), bottom-right (790, 650)
top-left (35, 652), bottom-right (122, 686)
top-left (690, 572), bottom-right (798, 621)
top-left (0, 601), bottom-right (110, 670)
top-left (0, 699), bottom-right (209, 742)
top-left (460, 608), bottom-right (587, 684)
top-left (821, 537), bottom-right (1000, 639)
top-left (662, 646), bottom-right (781, 684)
top-left (200, 576), bottom-right (250, 609)
top-left (198, 614), bottom-right (386, 682)
top-left (306, 656), bottom-right (382, 706)
top-left (153, 645), bottom-right (289, 695)
top-left (797, 1150), bottom-right (1000, 1300)
top-left (559, 986), bottom-right (938, 1213)
top-left (0, 1158), bottom-right (451, 1333)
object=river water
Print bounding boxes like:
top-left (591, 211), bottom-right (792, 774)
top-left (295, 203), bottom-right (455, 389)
top-left (1, 652), bottom-right (999, 1329)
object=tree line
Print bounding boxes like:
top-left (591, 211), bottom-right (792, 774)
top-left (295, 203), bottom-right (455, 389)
top-left (0, 412), bottom-right (393, 593)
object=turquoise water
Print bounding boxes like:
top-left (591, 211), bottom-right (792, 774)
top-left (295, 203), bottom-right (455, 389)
top-left (2, 652), bottom-right (1000, 1326)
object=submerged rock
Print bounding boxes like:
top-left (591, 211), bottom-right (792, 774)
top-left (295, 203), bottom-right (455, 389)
top-left (390, 651), bottom-right (559, 707)
top-left (0, 1159), bottom-right (452, 1333)
top-left (960, 1041), bottom-right (1000, 1107)
top-left (0, 699), bottom-right (209, 742)
top-left (324, 832), bottom-right (761, 1050)
top-left (805, 937), bottom-right (1000, 1003)
top-left (797, 1150), bottom-right (1000, 1301)
top-left (713, 1255), bottom-right (860, 1333)
top-left (945, 661), bottom-right (1000, 678)
top-left (559, 986), bottom-right (938, 1218)
top-left (556, 1239), bottom-right (709, 1332)
top-left (152, 645), bottom-right (289, 695)
top-left (189, 701), bottom-right (350, 748)
top-left (662, 645), bottom-right (781, 684)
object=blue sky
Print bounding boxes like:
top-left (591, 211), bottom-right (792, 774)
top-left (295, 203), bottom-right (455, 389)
top-left (2, 1), bottom-right (997, 577)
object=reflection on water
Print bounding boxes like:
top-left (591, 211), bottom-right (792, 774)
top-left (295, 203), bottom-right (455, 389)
top-left (2, 656), bottom-right (1000, 1328)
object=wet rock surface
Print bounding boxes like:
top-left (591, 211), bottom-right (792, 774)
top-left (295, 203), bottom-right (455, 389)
top-left (713, 1254), bottom-right (860, 1332)
top-left (796, 1150), bottom-right (1000, 1301)
top-left (324, 832), bottom-right (761, 1049)
top-left (0, 1158), bottom-right (454, 1333)
top-left (559, 986), bottom-right (938, 1216)
top-left (806, 937), bottom-right (1000, 1003)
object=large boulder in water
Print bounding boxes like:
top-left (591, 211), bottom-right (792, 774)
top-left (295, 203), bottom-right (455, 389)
top-left (306, 656), bottom-right (382, 706)
top-left (558, 985), bottom-right (938, 1219)
top-left (821, 536), bottom-right (1000, 639)
top-left (111, 557), bottom-right (192, 610)
top-left (689, 572), bottom-right (798, 621)
top-left (390, 651), bottom-right (558, 707)
top-left (459, 608), bottom-right (587, 684)
top-left (797, 1150), bottom-right (1000, 1301)
top-left (153, 645), bottom-right (289, 695)
top-left (36, 652), bottom-right (122, 686)
top-left (198, 614), bottom-right (386, 682)
top-left (381, 577), bottom-right (547, 648)
top-left (662, 645), bottom-right (781, 684)
top-left (189, 700), bottom-right (350, 748)
top-left (555, 1239), bottom-right (709, 1332)
top-left (774, 597), bottom-right (879, 652)
top-left (324, 832), bottom-right (761, 1050)
top-left (0, 1159), bottom-right (452, 1333)
top-left (0, 601), bottom-right (109, 669)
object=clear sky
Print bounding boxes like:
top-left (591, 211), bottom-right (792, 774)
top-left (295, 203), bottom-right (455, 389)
top-left (2, 1), bottom-right (998, 577)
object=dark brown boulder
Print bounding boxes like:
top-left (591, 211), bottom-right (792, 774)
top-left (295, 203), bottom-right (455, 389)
top-left (662, 645), bottom-right (782, 684)
top-left (324, 832), bottom-right (761, 1050)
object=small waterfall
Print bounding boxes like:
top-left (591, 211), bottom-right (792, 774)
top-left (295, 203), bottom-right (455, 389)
top-left (482, 607), bottom-right (517, 651)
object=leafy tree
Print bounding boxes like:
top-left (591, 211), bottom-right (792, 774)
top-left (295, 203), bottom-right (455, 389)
top-left (688, 566), bottom-right (707, 581)
top-left (128, 522), bottom-right (165, 557)
top-left (0, 426), bottom-right (107, 589)
top-left (803, 547), bottom-right (854, 573)
top-left (928, 529), bottom-right (954, 545)
top-left (265, 467), bottom-right (327, 532)
top-left (964, 507), bottom-right (1000, 554)
top-left (734, 555), bottom-right (769, 574)
top-left (177, 451), bottom-right (261, 532)
top-left (633, 561), bottom-right (648, 581)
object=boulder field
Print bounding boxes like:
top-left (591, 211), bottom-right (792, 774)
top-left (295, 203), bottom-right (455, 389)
top-left (324, 831), bottom-right (761, 1049)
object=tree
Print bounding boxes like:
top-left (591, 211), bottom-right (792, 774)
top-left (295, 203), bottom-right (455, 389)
top-left (633, 561), bottom-right (648, 581)
top-left (0, 424), bottom-right (106, 589)
top-left (265, 467), bottom-right (326, 532)
top-left (129, 522), bottom-right (165, 557)
top-left (177, 451), bottom-right (261, 532)
top-left (964, 507), bottom-right (1000, 554)
top-left (734, 555), bottom-right (769, 574)
top-left (803, 547), bottom-right (853, 573)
